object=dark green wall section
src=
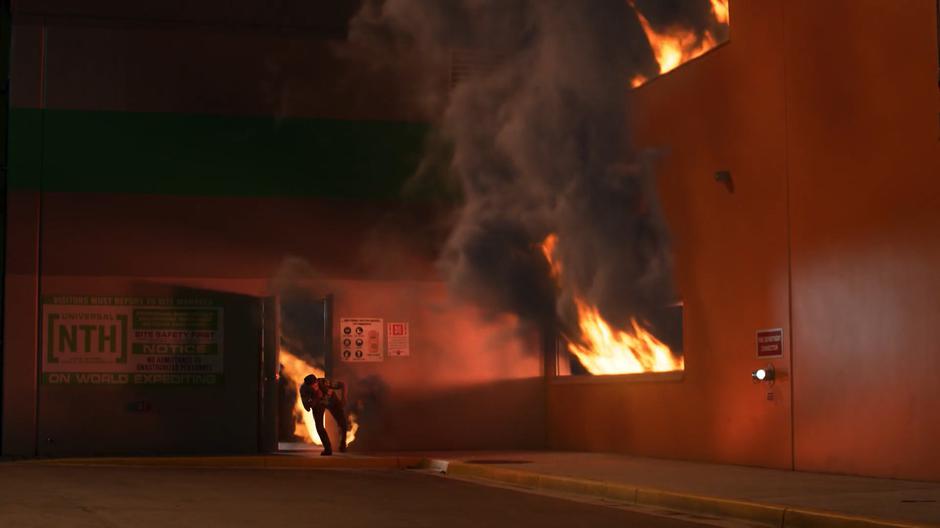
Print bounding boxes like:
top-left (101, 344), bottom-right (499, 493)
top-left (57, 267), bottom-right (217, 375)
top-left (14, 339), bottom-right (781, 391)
top-left (8, 107), bottom-right (43, 190)
top-left (8, 108), bottom-right (442, 199)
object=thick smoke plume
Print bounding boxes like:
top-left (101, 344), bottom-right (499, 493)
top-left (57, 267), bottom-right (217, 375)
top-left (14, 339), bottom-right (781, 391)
top-left (271, 257), bottom-right (331, 368)
top-left (349, 1), bottom-right (686, 337)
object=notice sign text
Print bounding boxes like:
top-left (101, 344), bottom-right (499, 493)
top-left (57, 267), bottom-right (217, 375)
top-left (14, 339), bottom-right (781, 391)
top-left (42, 296), bottom-right (224, 385)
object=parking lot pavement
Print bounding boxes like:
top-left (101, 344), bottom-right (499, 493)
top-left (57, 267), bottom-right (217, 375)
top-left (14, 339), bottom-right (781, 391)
top-left (0, 464), bottom-right (747, 528)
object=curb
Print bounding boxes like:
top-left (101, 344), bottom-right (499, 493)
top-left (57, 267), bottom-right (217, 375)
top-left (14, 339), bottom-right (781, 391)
top-left (22, 455), bottom-right (425, 471)
top-left (433, 460), bottom-right (933, 528)
top-left (20, 455), bottom-right (937, 528)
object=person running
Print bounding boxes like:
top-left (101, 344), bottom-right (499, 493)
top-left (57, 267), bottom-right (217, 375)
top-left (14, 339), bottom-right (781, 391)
top-left (299, 373), bottom-right (348, 456)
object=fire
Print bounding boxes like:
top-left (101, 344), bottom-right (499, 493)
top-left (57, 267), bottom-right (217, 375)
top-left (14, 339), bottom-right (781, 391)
top-left (540, 235), bottom-right (683, 375)
top-left (569, 299), bottom-right (684, 374)
top-left (711, 0), bottom-right (730, 25)
top-left (540, 233), bottom-right (563, 279)
top-left (279, 349), bottom-right (358, 447)
top-left (629, 0), bottom-right (730, 87)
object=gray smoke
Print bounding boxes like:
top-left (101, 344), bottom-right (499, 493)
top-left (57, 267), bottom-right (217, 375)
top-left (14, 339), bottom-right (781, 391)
top-left (349, 0), bottom-right (681, 338)
top-left (271, 257), bottom-right (332, 368)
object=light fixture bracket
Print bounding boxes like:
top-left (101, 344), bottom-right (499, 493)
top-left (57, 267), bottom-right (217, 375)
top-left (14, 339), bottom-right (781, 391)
top-left (751, 364), bottom-right (775, 385)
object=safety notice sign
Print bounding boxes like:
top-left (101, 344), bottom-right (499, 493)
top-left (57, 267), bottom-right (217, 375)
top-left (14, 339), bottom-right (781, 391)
top-left (41, 296), bottom-right (224, 385)
top-left (340, 318), bottom-right (384, 362)
top-left (387, 322), bottom-right (410, 357)
top-left (756, 328), bottom-right (784, 358)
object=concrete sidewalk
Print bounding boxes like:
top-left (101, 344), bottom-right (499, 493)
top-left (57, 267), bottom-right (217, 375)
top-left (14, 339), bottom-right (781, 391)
top-left (19, 450), bottom-right (939, 527)
top-left (25, 452), bottom-right (425, 470)
top-left (417, 452), bottom-right (940, 528)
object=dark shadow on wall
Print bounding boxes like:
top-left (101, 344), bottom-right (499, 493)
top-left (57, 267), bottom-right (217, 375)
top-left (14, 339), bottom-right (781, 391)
top-left (349, 377), bottom-right (546, 452)
top-left (36, 283), bottom-right (268, 457)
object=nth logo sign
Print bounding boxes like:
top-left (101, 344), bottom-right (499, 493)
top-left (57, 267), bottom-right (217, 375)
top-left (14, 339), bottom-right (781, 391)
top-left (46, 312), bottom-right (129, 365)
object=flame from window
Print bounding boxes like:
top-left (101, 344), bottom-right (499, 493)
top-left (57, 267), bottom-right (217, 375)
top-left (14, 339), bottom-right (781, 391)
top-left (630, 0), bottom-right (730, 87)
top-left (540, 234), bottom-right (683, 375)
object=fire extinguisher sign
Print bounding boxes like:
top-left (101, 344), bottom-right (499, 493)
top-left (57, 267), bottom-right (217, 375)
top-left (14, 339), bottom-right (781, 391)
top-left (387, 322), bottom-right (410, 357)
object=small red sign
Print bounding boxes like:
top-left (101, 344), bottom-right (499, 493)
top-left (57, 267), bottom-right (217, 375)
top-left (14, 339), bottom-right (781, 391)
top-left (756, 328), bottom-right (784, 358)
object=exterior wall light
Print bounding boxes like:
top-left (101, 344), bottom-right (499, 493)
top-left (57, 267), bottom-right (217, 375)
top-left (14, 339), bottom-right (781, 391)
top-left (752, 365), bottom-right (775, 384)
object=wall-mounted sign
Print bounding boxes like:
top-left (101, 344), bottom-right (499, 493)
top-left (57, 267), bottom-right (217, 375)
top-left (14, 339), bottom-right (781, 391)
top-left (340, 318), bottom-right (384, 362)
top-left (41, 296), bottom-right (224, 385)
top-left (387, 322), bottom-right (410, 357)
top-left (756, 328), bottom-right (784, 358)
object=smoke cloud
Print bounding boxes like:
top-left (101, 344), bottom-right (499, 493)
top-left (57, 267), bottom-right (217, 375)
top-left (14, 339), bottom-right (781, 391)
top-left (348, 1), bottom-right (685, 338)
top-left (270, 257), bottom-right (330, 368)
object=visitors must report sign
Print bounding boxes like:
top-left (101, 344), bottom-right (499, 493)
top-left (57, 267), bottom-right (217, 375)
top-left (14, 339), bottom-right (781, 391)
top-left (756, 328), bottom-right (784, 358)
top-left (41, 296), bottom-right (224, 385)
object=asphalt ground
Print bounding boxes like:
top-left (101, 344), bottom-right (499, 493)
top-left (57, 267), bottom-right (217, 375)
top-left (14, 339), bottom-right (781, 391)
top-left (0, 464), bottom-right (756, 528)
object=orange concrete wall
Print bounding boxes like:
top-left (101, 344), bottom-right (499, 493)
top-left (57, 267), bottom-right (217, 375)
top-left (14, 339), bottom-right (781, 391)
top-left (327, 280), bottom-right (544, 451)
top-left (785, 0), bottom-right (940, 480)
top-left (548, 0), bottom-right (940, 481)
top-left (549, 0), bottom-right (793, 469)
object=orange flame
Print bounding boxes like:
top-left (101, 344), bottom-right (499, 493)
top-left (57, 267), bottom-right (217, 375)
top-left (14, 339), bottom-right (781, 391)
top-left (279, 349), bottom-right (358, 446)
top-left (540, 233), bottom-right (563, 279)
top-left (569, 299), bottom-right (684, 374)
top-left (540, 234), bottom-right (683, 375)
top-left (629, 0), bottom-right (730, 87)
top-left (711, 0), bottom-right (730, 25)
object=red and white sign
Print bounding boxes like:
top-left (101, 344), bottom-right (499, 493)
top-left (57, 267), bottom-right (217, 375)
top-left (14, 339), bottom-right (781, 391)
top-left (756, 328), bottom-right (784, 358)
top-left (387, 322), bottom-right (410, 357)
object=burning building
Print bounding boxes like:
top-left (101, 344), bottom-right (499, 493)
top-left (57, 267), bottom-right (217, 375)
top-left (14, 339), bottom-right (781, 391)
top-left (348, 0), bottom-right (734, 380)
top-left (1, 0), bottom-right (938, 485)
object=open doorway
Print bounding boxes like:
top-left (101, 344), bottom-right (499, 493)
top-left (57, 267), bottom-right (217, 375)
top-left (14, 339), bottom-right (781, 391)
top-left (275, 294), bottom-right (344, 452)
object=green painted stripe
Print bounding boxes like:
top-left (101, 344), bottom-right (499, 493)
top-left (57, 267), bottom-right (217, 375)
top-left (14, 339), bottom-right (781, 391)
top-left (8, 107), bottom-right (43, 189)
top-left (9, 108), bottom-right (453, 199)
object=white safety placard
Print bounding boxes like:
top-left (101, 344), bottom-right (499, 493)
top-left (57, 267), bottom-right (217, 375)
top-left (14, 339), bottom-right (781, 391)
top-left (387, 322), bottom-right (410, 357)
top-left (339, 318), bottom-right (384, 362)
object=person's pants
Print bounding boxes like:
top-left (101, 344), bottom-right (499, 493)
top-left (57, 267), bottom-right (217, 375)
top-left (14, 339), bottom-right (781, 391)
top-left (312, 398), bottom-right (347, 453)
